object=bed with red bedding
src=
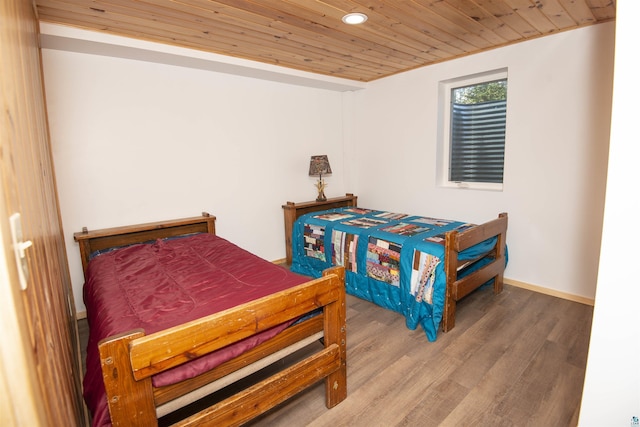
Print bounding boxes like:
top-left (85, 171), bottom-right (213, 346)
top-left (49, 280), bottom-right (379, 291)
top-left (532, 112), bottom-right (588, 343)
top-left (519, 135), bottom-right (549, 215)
top-left (74, 213), bottom-right (346, 426)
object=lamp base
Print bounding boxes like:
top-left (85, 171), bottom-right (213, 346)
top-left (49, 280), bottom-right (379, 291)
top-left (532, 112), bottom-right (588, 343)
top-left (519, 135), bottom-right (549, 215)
top-left (315, 178), bottom-right (327, 202)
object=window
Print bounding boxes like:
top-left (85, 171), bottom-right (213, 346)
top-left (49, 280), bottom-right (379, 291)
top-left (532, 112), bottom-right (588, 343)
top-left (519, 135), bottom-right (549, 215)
top-left (437, 69), bottom-right (508, 190)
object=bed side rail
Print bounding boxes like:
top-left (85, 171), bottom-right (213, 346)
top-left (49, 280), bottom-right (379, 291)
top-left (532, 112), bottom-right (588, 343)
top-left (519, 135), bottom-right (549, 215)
top-left (98, 266), bottom-right (346, 427)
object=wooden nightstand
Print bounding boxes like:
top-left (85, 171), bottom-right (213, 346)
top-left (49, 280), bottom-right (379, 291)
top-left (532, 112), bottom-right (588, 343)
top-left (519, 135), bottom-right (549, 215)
top-left (282, 193), bottom-right (358, 265)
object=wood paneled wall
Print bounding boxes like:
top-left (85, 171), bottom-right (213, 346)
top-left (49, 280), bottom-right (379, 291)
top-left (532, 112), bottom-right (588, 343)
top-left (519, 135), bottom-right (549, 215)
top-left (0, 0), bottom-right (85, 425)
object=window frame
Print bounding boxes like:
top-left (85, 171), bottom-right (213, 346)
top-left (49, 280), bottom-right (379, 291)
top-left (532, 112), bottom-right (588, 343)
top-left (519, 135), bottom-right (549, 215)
top-left (436, 69), bottom-right (508, 191)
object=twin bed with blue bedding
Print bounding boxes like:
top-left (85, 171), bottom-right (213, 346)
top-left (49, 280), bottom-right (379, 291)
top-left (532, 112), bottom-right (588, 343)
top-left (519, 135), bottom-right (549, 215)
top-left (283, 194), bottom-right (508, 340)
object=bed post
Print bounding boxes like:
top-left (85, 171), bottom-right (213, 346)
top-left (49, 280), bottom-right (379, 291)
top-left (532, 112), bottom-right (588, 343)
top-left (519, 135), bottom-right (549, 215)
top-left (76, 227), bottom-right (92, 279)
top-left (442, 230), bottom-right (459, 333)
top-left (322, 266), bottom-right (347, 407)
top-left (493, 212), bottom-right (508, 295)
top-left (99, 330), bottom-right (157, 427)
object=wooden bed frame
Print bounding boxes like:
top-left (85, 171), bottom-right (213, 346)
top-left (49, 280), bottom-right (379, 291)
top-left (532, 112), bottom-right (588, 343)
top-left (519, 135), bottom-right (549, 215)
top-left (74, 212), bottom-right (347, 426)
top-left (282, 194), bottom-right (508, 333)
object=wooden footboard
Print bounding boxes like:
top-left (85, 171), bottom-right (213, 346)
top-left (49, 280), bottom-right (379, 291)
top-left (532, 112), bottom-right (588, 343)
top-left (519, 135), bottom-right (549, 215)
top-left (442, 213), bottom-right (508, 332)
top-left (98, 266), bottom-right (346, 427)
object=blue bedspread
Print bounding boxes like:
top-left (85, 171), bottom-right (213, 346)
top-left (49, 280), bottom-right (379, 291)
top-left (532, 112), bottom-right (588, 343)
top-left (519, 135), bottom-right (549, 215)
top-left (290, 207), bottom-right (498, 341)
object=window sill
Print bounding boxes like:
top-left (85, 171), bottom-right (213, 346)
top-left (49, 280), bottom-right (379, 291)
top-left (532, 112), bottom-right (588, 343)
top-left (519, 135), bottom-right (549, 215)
top-left (440, 182), bottom-right (504, 192)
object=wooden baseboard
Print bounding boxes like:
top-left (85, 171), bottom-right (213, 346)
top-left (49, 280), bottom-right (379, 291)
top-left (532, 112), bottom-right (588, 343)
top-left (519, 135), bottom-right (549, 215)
top-left (504, 278), bottom-right (595, 306)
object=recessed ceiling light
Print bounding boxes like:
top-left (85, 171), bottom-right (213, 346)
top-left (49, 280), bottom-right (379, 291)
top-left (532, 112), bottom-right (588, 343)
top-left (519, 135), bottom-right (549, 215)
top-left (342, 12), bottom-right (368, 25)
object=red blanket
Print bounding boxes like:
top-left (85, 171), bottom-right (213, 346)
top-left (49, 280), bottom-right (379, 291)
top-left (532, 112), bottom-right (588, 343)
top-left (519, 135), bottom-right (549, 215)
top-left (83, 233), bottom-right (310, 426)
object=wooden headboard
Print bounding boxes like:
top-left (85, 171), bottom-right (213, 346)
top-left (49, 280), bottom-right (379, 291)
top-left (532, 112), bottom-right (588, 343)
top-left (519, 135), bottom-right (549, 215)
top-left (73, 212), bottom-right (216, 278)
top-left (282, 193), bottom-right (358, 265)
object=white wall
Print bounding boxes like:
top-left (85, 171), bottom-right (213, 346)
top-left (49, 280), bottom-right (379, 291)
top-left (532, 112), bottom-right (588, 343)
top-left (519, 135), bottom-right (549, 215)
top-left (350, 23), bottom-right (615, 302)
top-left (42, 22), bottom-right (615, 314)
top-left (42, 28), bottom-right (351, 314)
top-left (579, 1), bottom-right (640, 424)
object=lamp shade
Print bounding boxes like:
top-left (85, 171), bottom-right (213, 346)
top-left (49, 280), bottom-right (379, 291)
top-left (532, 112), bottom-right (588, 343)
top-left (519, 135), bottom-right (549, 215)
top-left (308, 155), bottom-right (332, 176)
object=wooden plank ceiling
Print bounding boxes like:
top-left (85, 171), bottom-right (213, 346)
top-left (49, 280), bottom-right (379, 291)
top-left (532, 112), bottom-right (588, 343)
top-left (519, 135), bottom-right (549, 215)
top-left (35, 0), bottom-right (616, 82)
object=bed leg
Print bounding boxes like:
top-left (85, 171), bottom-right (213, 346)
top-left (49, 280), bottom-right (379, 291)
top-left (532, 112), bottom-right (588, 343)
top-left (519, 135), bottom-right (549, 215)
top-left (322, 266), bottom-right (347, 408)
top-left (493, 212), bottom-right (508, 296)
top-left (442, 292), bottom-right (456, 333)
top-left (494, 275), bottom-right (504, 295)
top-left (98, 330), bottom-right (157, 427)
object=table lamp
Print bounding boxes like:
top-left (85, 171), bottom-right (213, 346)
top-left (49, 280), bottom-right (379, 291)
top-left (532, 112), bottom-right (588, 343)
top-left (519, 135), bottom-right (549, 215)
top-left (308, 155), bottom-right (332, 202)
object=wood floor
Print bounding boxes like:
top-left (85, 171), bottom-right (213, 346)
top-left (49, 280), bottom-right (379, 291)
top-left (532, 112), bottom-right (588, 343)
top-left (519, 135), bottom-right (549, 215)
top-left (78, 284), bottom-right (593, 427)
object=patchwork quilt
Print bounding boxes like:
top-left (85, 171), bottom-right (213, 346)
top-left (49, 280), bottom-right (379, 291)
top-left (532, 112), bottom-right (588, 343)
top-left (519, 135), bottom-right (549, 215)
top-left (291, 207), bottom-right (497, 341)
